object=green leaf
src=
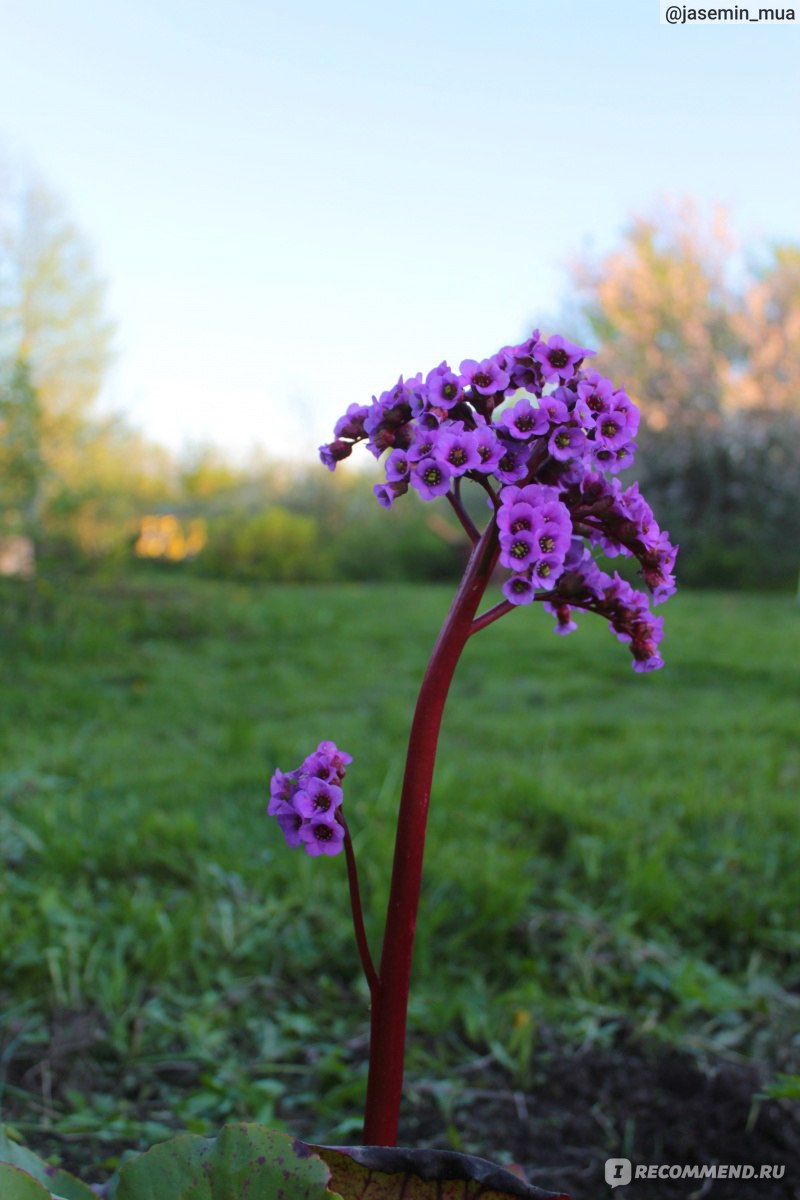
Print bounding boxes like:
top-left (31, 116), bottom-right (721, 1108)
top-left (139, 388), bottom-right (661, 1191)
top-left (0, 1162), bottom-right (58, 1200)
top-left (115, 1124), bottom-right (340, 1200)
top-left (311, 1145), bottom-right (570, 1200)
top-left (0, 1128), bottom-right (96, 1200)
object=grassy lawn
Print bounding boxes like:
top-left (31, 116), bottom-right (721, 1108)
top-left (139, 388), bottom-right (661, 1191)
top-left (0, 573), bottom-right (798, 1169)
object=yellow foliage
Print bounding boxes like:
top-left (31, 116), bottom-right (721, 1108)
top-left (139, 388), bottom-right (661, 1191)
top-left (134, 515), bottom-right (207, 561)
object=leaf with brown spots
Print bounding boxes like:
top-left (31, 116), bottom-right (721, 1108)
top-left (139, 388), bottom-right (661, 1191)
top-left (309, 1145), bottom-right (570, 1200)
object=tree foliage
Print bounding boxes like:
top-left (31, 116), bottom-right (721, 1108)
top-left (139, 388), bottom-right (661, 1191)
top-left (572, 202), bottom-right (800, 587)
top-left (0, 154), bottom-right (169, 564)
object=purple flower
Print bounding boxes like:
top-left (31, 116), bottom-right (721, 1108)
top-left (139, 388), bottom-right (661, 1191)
top-left (498, 397), bottom-right (548, 440)
top-left (320, 328), bottom-right (674, 669)
top-left (536, 499), bottom-right (573, 533)
top-left (299, 751), bottom-right (338, 784)
top-left (543, 601), bottom-right (578, 636)
top-left (595, 409), bottom-right (636, 450)
top-left (276, 810), bottom-right (305, 849)
top-left (537, 394), bottom-right (570, 426)
top-left (548, 424), bottom-right (587, 461)
top-left (426, 362), bottom-right (464, 409)
top-left (533, 334), bottom-right (594, 382)
top-left (298, 815), bottom-right (346, 857)
top-left (374, 481), bottom-right (406, 508)
top-left (502, 574), bottom-right (536, 606)
top-left (385, 448), bottom-right (412, 481)
top-left (334, 403), bottom-right (370, 440)
top-left (269, 742), bottom-right (351, 856)
top-left (411, 456), bottom-right (453, 500)
top-left (502, 482), bottom-right (561, 508)
top-left (611, 387), bottom-right (640, 436)
top-left (319, 440), bottom-right (353, 471)
top-left (590, 445), bottom-right (621, 474)
top-left (460, 356), bottom-right (511, 396)
top-left (497, 501), bottom-right (539, 535)
top-left (406, 426), bottom-right (438, 462)
top-left (472, 422), bottom-right (504, 474)
top-left (294, 778), bottom-right (343, 819)
top-left (316, 740), bottom-right (352, 774)
top-left (268, 768), bottom-right (299, 815)
top-left (434, 428), bottom-right (480, 476)
top-left (499, 529), bottom-right (539, 570)
top-left (576, 374), bottom-right (616, 420)
top-left (629, 615), bottom-right (665, 673)
top-left (493, 443), bottom-right (530, 484)
top-left (532, 519), bottom-right (571, 558)
top-left (530, 555), bottom-right (564, 590)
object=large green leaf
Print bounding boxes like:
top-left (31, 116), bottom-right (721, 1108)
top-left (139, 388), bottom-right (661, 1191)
top-left (0, 1162), bottom-right (58, 1200)
top-left (0, 1129), bottom-right (96, 1200)
top-left (1, 1124), bottom-right (570, 1200)
top-left (312, 1145), bottom-right (570, 1200)
top-left (114, 1124), bottom-right (340, 1200)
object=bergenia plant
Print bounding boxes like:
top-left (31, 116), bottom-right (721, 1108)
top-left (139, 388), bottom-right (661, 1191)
top-left (0, 331), bottom-right (678, 1200)
top-left (271, 329), bottom-right (678, 1148)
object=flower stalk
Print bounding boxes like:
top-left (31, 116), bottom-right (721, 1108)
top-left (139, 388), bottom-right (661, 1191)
top-left (270, 327), bottom-right (678, 1151)
top-left (363, 515), bottom-right (500, 1145)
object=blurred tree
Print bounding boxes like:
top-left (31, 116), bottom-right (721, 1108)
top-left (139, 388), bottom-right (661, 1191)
top-left (0, 154), bottom-right (172, 565)
top-left (573, 201), bottom-right (738, 432)
top-left (0, 170), bottom-right (113, 426)
top-left (0, 356), bottom-right (45, 538)
top-left (572, 202), bottom-right (800, 588)
top-left (733, 244), bottom-right (800, 415)
top-left (178, 444), bottom-right (246, 501)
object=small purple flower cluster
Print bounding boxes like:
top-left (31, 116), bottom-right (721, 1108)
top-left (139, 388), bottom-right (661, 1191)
top-left (320, 331), bottom-right (677, 671)
top-left (268, 741), bottom-right (351, 856)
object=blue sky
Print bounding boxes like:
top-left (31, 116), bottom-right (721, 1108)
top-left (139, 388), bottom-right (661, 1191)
top-left (1, 0), bottom-right (797, 461)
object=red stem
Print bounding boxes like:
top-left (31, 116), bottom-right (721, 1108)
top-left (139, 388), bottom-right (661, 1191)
top-left (446, 485), bottom-right (480, 544)
top-left (362, 515), bottom-right (500, 1145)
top-left (471, 597), bottom-right (514, 635)
top-left (342, 819), bottom-right (379, 996)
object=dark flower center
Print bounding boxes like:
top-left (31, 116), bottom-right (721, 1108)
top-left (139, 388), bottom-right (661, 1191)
top-left (548, 349), bottom-right (569, 368)
top-left (537, 562), bottom-right (552, 577)
top-left (587, 394), bottom-right (603, 411)
top-left (313, 794), bottom-right (331, 812)
top-left (423, 466), bottom-right (442, 485)
top-left (443, 382), bottom-right (457, 399)
top-left (474, 372), bottom-right (492, 389)
top-left (601, 419), bottom-right (619, 437)
top-left (511, 539), bottom-right (529, 560)
top-left (315, 824), bottom-right (333, 841)
top-left (510, 517), bottom-right (530, 533)
top-left (539, 534), bottom-right (555, 553)
top-left (555, 432), bottom-right (570, 448)
top-left (449, 447), bottom-right (468, 466)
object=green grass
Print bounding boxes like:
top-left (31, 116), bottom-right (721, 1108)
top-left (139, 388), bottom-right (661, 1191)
top-left (0, 573), bottom-right (798, 1165)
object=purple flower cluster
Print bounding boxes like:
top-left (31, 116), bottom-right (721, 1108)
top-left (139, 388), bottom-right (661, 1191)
top-left (268, 741), bottom-right (351, 856)
top-left (320, 330), bottom-right (677, 671)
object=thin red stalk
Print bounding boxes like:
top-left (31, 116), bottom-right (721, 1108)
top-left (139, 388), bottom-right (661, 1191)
top-left (362, 517), bottom-right (500, 1146)
top-left (342, 820), bottom-right (379, 996)
top-left (446, 487), bottom-right (480, 544)
top-left (470, 597), bottom-right (515, 635)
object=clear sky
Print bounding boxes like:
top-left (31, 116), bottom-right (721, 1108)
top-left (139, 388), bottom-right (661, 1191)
top-left (1, 0), bottom-right (798, 461)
